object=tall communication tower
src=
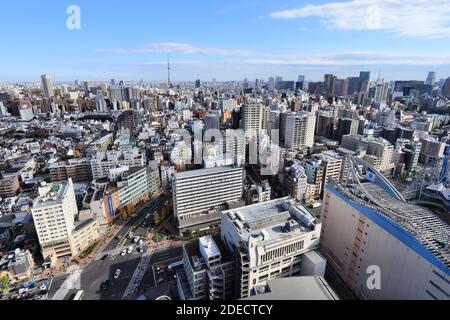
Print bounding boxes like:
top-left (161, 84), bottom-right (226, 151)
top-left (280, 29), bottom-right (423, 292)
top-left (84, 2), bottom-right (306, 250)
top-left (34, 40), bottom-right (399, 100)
top-left (167, 56), bottom-right (171, 88)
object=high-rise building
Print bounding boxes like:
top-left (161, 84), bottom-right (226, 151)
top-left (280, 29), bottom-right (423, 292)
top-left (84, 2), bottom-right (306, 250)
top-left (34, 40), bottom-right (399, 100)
top-left (321, 177), bottom-right (450, 300)
top-left (426, 71), bottom-right (436, 86)
top-left (241, 103), bottom-right (267, 138)
top-left (95, 91), bottom-right (107, 112)
top-left (221, 198), bottom-right (324, 299)
top-left (284, 112), bottom-right (316, 150)
top-left (442, 77), bottom-right (450, 98)
top-left (31, 180), bottom-right (78, 259)
top-left (374, 78), bottom-right (389, 103)
top-left (41, 74), bottom-right (54, 98)
top-left (336, 118), bottom-right (359, 143)
top-left (172, 166), bottom-right (244, 233)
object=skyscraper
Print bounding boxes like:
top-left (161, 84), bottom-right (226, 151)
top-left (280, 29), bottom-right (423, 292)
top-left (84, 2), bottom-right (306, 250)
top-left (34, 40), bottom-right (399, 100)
top-left (41, 74), bottom-right (54, 98)
top-left (426, 71), bottom-right (436, 86)
top-left (442, 77), bottom-right (450, 98)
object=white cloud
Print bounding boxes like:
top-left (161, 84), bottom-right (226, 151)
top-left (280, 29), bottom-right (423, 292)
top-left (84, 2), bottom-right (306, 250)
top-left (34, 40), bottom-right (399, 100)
top-left (96, 42), bottom-right (450, 66)
top-left (96, 42), bottom-right (256, 57)
top-left (270, 0), bottom-right (450, 38)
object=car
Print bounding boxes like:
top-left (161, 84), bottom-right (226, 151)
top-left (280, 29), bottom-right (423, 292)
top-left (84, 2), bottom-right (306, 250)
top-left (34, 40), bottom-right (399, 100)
top-left (156, 264), bottom-right (168, 272)
top-left (120, 250), bottom-right (127, 256)
top-left (138, 239), bottom-right (144, 246)
top-left (100, 254), bottom-right (108, 261)
top-left (39, 284), bottom-right (47, 292)
top-left (114, 269), bottom-right (121, 279)
top-left (127, 246), bottom-right (134, 254)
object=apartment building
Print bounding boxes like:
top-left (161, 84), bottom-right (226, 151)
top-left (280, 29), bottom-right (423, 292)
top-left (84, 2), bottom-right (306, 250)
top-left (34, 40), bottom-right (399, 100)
top-left (90, 133), bottom-right (113, 151)
top-left (419, 137), bottom-right (446, 166)
top-left (284, 160), bottom-right (308, 201)
top-left (90, 148), bottom-right (146, 180)
top-left (284, 112), bottom-right (316, 150)
top-left (221, 198), bottom-right (324, 299)
top-left (49, 158), bottom-right (93, 182)
top-left (173, 166), bottom-right (243, 233)
top-left (0, 174), bottom-right (20, 198)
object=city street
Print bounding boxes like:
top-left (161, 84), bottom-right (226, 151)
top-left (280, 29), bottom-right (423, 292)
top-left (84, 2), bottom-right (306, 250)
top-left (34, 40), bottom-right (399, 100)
top-left (48, 192), bottom-right (179, 300)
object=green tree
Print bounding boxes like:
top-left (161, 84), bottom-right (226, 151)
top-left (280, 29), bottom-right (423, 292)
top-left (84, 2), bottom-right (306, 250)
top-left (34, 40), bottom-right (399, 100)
top-left (0, 274), bottom-right (9, 291)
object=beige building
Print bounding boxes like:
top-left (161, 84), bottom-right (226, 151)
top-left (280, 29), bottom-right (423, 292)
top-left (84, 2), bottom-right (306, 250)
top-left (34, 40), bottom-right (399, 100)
top-left (70, 219), bottom-right (100, 256)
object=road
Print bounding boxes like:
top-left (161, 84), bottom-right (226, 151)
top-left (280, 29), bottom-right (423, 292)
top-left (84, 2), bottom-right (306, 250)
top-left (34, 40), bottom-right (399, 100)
top-left (48, 192), bottom-right (182, 301)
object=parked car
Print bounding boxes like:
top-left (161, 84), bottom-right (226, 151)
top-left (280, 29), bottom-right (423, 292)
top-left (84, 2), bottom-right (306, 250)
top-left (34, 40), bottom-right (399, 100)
top-left (114, 269), bottom-right (121, 279)
top-left (120, 250), bottom-right (127, 256)
top-left (127, 246), bottom-right (134, 254)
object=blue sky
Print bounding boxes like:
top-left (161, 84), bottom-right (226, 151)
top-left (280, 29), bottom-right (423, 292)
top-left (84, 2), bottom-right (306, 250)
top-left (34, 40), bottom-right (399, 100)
top-left (1, 0), bottom-right (450, 82)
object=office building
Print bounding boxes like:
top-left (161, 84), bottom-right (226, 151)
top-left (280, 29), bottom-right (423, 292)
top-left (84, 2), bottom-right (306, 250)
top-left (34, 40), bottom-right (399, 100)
top-left (221, 198), bottom-right (324, 299)
top-left (426, 71), bottom-right (436, 86)
top-left (41, 74), bottom-right (54, 98)
top-left (172, 166), bottom-right (244, 233)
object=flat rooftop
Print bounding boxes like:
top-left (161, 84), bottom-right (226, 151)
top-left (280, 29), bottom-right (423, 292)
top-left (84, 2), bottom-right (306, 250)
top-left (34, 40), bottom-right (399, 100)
top-left (174, 165), bottom-right (242, 179)
top-left (223, 197), bottom-right (319, 246)
top-left (243, 276), bottom-right (339, 301)
top-left (33, 181), bottom-right (69, 209)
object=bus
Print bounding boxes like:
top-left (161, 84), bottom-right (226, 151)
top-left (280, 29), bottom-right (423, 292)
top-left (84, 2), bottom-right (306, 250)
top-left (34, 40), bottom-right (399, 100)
top-left (73, 290), bottom-right (85, 300)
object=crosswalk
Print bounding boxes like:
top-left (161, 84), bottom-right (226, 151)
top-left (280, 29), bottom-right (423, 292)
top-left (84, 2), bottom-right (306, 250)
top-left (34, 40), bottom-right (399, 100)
top-left (51, 269), bottom-right (82, 300)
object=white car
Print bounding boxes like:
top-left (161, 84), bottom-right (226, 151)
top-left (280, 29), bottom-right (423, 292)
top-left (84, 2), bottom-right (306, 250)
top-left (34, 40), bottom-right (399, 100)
top-left (127, 246), bottom-right (134, 254)
top-left (114, 269), bottom-right (121, 279)
top-left (138, 239), bottom-right (144, 246)
top-left (120, 250), bottom-right (127, 256)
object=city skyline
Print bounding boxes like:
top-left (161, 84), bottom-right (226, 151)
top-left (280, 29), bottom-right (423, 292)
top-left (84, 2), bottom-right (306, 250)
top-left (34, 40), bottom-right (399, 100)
top-left (1, 0), bottom-right (450, 82)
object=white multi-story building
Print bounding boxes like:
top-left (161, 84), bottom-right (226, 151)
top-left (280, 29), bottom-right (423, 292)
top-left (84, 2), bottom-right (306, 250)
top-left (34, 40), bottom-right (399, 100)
top-left (321, 180), bottom-right (450, 300)
top-left (177, 235), bottom-right (235, 300)
top-left (31, 179), bottom-right (78, 259)
top-left (90, 148), bottom-right (146, 180)
top-left (173, 166), bottom-right (243, 232)
top-left (221, 198), bottom-right (324, 299)
top-left (284, 112), bottom-right (316, 150)
top-left (241, 103), bottom-right (267, 137)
